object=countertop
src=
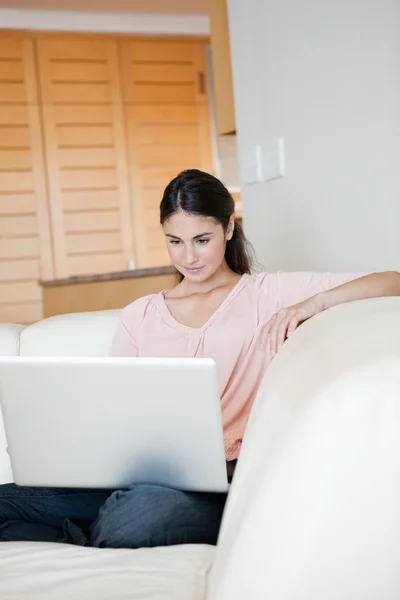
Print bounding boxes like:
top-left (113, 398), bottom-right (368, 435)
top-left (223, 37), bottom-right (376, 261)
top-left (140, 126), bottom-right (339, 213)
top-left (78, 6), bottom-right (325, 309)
top-left (41, 265), bottom-right (175, 288)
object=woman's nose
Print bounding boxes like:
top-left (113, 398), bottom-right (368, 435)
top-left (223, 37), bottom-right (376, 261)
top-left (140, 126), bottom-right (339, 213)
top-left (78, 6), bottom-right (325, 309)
top-left (185, 245), bottom-right (198, 265)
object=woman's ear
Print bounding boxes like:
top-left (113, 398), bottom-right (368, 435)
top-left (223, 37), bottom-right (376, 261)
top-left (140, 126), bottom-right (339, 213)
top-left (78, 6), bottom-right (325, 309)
top-left (226, 217), bottom-right (235, 241)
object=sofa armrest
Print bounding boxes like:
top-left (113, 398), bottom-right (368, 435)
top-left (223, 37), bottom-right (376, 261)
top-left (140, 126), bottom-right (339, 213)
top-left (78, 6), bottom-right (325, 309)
top-left (209, 297), bottom-right (400, 600)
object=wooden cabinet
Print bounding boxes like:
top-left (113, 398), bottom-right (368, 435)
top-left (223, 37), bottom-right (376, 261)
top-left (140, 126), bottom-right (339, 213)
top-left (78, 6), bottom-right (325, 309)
top-left (120, 38), bottom-right (213, 268)
top-left (0, 32), bottom-right (213, 323)
top-left (209, 0), bottom-right (236, 135)
top-left (36, 37), bottom-right (135, 279)
top-left (0, 32), bottom-right (213, 322)
top-left (0, 34), bottom-right (53, 323)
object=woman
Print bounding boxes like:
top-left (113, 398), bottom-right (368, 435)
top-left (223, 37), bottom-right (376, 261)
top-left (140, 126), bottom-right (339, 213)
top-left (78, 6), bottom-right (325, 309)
top-left (1, 169), bottom-right (399, 547)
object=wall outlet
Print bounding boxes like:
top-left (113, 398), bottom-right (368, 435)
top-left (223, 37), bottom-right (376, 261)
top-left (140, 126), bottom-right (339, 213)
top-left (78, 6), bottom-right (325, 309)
top-left (261, 137), bottom-right (286, 182)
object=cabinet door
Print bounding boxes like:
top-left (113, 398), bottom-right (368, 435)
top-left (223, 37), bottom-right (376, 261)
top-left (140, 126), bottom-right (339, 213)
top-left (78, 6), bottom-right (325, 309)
top-left (36, 36), bottom-right (134, 278)
top-left (0, 34), bottom-right (53, 323)
top-left (209, 0), bottom-right (236, 135)
top-left (120, 38), bottom-right (213, 268)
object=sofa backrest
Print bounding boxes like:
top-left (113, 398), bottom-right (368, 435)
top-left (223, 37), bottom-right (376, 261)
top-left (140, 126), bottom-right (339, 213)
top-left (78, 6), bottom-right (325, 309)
top-left (0, 324), bottom-right (25, 357)
top-left (20, 310), bottom-right (121, 357)
top-left (209, 297), bottom-right (400, 600)
top-left (0, 310), bottom-right (121, 483)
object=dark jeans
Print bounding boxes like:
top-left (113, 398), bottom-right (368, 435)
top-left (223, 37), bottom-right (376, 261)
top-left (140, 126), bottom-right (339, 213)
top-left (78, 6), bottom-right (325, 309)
top-left (0, 483), bottom-right (228, 548)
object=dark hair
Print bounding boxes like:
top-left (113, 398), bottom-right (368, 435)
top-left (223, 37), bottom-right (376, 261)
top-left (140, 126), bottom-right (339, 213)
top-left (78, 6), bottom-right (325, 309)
top-left (160, 169), bottom-right (254, 281)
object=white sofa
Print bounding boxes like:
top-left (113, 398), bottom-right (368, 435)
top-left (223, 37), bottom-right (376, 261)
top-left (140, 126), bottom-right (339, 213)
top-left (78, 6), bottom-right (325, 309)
top-left (1, 297), bottom-right (400, 599)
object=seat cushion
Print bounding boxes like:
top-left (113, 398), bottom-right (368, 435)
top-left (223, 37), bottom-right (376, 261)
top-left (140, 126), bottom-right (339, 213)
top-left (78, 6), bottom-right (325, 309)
top-left (0, 542), bottom-right (215, 599)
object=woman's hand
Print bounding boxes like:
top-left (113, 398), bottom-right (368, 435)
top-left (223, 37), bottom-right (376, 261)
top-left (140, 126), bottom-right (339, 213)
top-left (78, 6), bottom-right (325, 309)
top-left (263, 294), bottom-right (324, 357)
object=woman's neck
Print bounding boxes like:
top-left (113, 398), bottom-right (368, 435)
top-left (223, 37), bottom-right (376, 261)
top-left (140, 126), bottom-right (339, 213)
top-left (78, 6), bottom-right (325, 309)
top-left (179, 263), bottom-right (242, 295)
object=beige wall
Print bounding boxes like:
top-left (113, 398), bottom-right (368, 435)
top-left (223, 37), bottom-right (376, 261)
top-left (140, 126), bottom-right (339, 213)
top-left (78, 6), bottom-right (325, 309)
top-left (228, 0), bottom-right (400, 272)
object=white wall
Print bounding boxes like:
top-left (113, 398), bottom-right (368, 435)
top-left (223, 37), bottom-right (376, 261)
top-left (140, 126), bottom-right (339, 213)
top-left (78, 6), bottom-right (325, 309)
top-left (228, 0), bottom-right (400, 272)
top-left (0, 9), bottom-right (209, 35)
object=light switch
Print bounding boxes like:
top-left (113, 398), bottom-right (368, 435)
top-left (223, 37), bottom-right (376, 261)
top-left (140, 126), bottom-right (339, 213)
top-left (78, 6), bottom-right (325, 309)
top-left (261, 137), bottom-right (286, 182)
top-left (240, 144), bottom-right (263, 185)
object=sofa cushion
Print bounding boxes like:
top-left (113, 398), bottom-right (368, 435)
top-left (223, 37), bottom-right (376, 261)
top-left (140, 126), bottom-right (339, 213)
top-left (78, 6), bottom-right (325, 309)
top-left (0, 323), bottom-right (25, 356)
top-left (0, 542), bottom-right (215, 599)
top-left (20, 310), bottom-right (121, 357)
top-left (0, 324), bottom-right (25, 484)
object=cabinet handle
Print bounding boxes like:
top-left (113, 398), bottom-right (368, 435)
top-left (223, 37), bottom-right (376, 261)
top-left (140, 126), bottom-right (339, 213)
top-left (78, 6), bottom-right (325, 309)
top-left (197, 71), bottom-right (206, 95)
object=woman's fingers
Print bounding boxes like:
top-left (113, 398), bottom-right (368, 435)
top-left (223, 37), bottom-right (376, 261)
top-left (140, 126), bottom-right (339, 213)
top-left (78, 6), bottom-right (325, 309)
top-left (275, 317), bottom-right (291, 354)
top-left (269, 312), bottom-right (302, 356)
top-left (263, 308), bottom-right (307, 358)
top-left (269, 311), bottom-right (287, 357)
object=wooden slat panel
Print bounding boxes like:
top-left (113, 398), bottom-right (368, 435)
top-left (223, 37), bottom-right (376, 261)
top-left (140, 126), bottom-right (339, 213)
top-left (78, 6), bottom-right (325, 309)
top-left (107, 41), bottom-right (136, 269)
top-left (0, 236), bottom-right (38, 259)
top-left (0, 170), bottom-right (34, 191)
top-left (37, 37), bottom-right (134, 278)
top-left (59, 168), bottom-right (117, 190)
top-left (132, 63), bottom-right (194, 83)
top-left (0, 215), bottom-right (37, 236)
top-left (131, 83), bottom-right (196, 104)
top-left (131, 105), bottom-right (197, 124)
top-left (56, 125), bottom-right (113, 147)
top-left (50, 82), bottom-right (110, 103)
top-left (64, 210), bottom-right (120, 233)
top-left (0, 35), bottom-right (53, 320)
top-left (0, 193), bottom-right (36, 215)
top-left (22, 37), bottom-right (54, 281)
top-left (40, 40), bottom-right (108, 60)
top-left (142, 188), bottom-right (163, 209)
top-left (53, 105), bottom-right (112, 125)
top-left (49, 61), bottom-right (109, 82)
top-left (0, 59), bottom-right (24, 81)
top-left (0, 149), bottom-right (31, 169)
top-left (137, 125), bottom-right (199, 145)
top-left (0, 105), bottom-right (28, 125)
top-left (67, 253), bottom-right (124, 276)
top-left (0, 258), bottom-right (39, 281)
top-left (0, 82), bottom-right (26, 103)
top-left (62, 189), bottom-right (119, 212)
top-left (0, 125), bottom-right (30, 148)
top-left (139, 144), bottom-right (200, 167)
top-left (129, 40), bottom-right (194, 63)
top-left (58, 147), bottom-right (115, 168)
top-left (145, 249), bottom-right (171, 268)
top-left (0, 301), bottom-right (42, 324)
top-left (66, 232), bottom-right (121, 255)
top-left (0, 280), bottom-right (41, 303)
top-left (145, 208), bottom-right (162, 228)
top-left (141, 167), bottom-right (184, 189)
top-left (192, 44), bottom-right (214, 173)
top-left (0, 38), bottom-right (22, 59)
top-left (147, 226), bottom-right (166, 250)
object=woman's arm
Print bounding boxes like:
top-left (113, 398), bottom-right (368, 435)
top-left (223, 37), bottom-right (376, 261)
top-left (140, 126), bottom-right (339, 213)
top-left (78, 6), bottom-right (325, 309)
top-left (266, 271), bottom-right (400, 357)
top-left (318, 271), bottom-right (400, 311)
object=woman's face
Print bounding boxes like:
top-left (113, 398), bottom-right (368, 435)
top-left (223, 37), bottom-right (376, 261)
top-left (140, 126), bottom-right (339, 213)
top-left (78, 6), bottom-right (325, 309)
top-left (162, 211), bottom-right (234, 282)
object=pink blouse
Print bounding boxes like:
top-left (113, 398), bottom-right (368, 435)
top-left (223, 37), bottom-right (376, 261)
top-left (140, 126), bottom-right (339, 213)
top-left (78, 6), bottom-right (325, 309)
top-left (110, 272), bottom-right (360, 460)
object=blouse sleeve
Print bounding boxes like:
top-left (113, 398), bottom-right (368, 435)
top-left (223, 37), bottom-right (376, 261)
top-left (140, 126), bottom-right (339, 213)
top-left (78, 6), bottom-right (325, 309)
top-left (258, 271), bottom-right (367, 313)
top-left (109, 316), bottom-right (138, 357)
top-left (276, 271), bottom-right (368, 309)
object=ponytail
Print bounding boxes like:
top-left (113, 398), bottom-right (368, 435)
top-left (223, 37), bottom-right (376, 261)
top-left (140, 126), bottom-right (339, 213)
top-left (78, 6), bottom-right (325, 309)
top-left (225, 219), bottom-right (252, 275)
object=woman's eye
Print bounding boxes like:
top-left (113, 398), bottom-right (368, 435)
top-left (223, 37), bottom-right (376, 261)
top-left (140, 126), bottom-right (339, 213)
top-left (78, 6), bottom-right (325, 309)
top-left (169, 240), bottom-right (181, 245)
top-left (196, 239), bottom-right (209, 245)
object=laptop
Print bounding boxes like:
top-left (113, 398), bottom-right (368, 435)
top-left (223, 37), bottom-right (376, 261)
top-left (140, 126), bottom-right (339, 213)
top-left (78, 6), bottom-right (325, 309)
top-left (0, 356), bottom-right (228, 493)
